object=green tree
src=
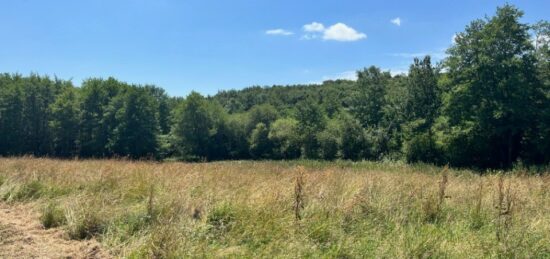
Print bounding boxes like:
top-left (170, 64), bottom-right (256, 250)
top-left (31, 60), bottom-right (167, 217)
top-left (352, 66), bottom-right (391, 128)
top-left (339, 113), bottom-right (365, 160)
top-left (295, 98), bottom-right (325, 159)
top-left (172, 92), bottom-right (213, 160)
top-left (524, 20), bottom-right (550, 164)
top-left (79, 78), bottom-right (123, 157)
top-left (144, 85), bottom-right (171, 134)
top-left (402, 56), bottom-right (442, 163)
top-left (0, 74), bottom-right (24, 155)
top-left (108, 87), bottom-right (159, 158)
top-left (317, 119), bottom-right (340, 160)
top-left (249, 123), bottom-right (273, 159)
top-left (49, 87), bottom-right (80, 157)
top-left (20, 75), bottom-right (66, 155)
top-left (211, 114), bottom-right (249, 159)
top-left (268, 118), bottom-right (301, 159)
top-left (246, 104), bottom-right (279, 133)
top-left (443, 5), bottom-right (544, 168)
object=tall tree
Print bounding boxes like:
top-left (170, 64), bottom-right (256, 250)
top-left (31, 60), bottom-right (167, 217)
top-left (108, 87), bottom-right (159, 158)
top-left (339, 113), bottom-right (365, 160)
top-left (352, 66), bottom-right (391, 128)
top-left (20, 75), bottom-right (65, 155)
top-left (524, 20), bottom-right (550, 163)
top-left (79, 78), bottom-right (123, 157)
top-left (0, 74), bottom-right (24, 155)
top-left (269, 118), bottom-right (301, 159)
top-left (295, 98), bottom-right (325, 159)
top-left (444, 5), bottom-right (544, 168)
top-left (402, 56), bottom-right (442, 163)
top-left (172, 91), bottom-right (213, 160)
top-left (249, 123), bottom-right (273, 159)
top-left (246, 104), bottom-right (279, 133)
top-left (49, 87), bottom-right (80, 157)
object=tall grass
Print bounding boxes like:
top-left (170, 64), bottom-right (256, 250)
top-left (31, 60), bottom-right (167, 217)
top-left (0, 157), bottom-right (548, 257)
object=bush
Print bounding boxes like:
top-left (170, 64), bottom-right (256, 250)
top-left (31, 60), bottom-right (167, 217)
top-left (317, 130), bottom-right (338, 160)
top-left (403, 132), bottom-right (441, 164)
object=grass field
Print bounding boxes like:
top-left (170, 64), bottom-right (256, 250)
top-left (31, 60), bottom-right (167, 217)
top-left (0, 157), bottom-right (549, 258)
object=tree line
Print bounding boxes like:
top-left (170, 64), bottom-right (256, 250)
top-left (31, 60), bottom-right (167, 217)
top-left (0, 5), bottom-right (548, 169)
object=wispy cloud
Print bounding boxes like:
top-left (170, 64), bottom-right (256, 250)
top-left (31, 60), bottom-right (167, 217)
top-left (302, 22), bottom-right (366, 42)
top-left (265, 29), bottom-right (294, 36)
top-left (390, 17), bottom-right (401, 26)
top-left (303, 22), bottom-right (325, 32)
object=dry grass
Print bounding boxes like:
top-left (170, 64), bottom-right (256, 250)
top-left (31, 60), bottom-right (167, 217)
top-left (0, 157), bottom-right (549, 258)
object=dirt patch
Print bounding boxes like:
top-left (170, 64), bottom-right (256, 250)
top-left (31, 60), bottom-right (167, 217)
top-left (0, 202), bottom-right (110, 259)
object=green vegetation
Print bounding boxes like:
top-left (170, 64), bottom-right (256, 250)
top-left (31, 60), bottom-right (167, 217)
top-left (0, 4), bottom-right (549, 169)
top-left (40, 202), bottom-right (67, 229)
top-left (0, 158), bottom-right (548, 257)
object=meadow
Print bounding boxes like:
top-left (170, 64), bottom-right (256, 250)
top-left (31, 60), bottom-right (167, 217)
top-left (0, 157), bottom-right (549, 258)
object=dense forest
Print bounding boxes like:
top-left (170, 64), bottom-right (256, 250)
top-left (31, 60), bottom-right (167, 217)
top-left (0, 5), bottom-right (548, 169)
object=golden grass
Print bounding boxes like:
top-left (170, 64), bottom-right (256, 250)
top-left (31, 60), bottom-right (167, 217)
top-left (0, 157), bottom-right (549, 258)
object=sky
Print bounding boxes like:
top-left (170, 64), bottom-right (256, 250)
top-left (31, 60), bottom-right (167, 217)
top-left (0, 0), bottom-right (548, 96)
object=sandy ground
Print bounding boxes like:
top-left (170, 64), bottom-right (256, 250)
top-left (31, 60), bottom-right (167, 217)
top-left (0, 202), bottom-right (110, 259)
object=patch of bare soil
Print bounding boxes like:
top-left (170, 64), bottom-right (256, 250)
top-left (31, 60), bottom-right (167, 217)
top-left (0, 202), bottom-right (110, 259)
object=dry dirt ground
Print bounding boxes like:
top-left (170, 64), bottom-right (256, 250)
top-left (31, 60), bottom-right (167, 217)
top-left (0, 202), bottom-right (110, 259)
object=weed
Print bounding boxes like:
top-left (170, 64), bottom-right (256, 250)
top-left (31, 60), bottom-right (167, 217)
top-left (7, 180), bottom-right (45, 201)
top-left (494, 174), bottom-right (515, 243)
top-left (294, 168), bottom-right (305, 221)
top-left (66, 201), bottom-right (106, 240)
top-left (438, 165), bottom-right (449, 207)
top-left (207, 202), bottom-right (236, 233)
top-left (147, 184), bottom-right (156, 221)
top-left (469, 179), bottom-right (485, 230)
top-left (40, 202), bottom-right (67, 229)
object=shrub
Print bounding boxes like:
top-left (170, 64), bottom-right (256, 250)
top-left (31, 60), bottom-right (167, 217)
top-left (403, 132), bottom-right (441, 164)
top-left (317, 130), bottom-right (339, 160)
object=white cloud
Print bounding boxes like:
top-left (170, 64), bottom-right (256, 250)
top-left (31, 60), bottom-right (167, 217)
top-left (265, 29), bottom-right (293, 36)
top-left (452, 34), bottom-right (458, 44)
top-left (301, 34), bottom-right (319, 40)
top-left (303, 22), bottom-right (325, 32)
top-left (322, 23), bottom-right (366, 42)
top-left (301, 22), bottom-right (366, 42)
top-left (390, 17), bottom-right (401, 26)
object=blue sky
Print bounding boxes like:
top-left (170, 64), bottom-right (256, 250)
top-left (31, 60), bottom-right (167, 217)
top-left (0, 0), bottom-right (548, 96)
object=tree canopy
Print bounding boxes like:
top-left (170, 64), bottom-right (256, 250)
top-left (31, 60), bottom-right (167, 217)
top-left (0, 4), bottom-right (547, 169)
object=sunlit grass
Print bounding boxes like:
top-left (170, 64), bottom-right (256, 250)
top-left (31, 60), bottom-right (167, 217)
top-left (0, 157), bottom-right (548, 258)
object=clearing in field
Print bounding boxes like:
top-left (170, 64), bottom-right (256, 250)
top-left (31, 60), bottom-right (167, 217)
top-left (0, 158), bottom-right (549, 258)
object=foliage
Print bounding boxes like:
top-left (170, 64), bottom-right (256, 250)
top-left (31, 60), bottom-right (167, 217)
top-left (0, 4), bottom-right (547, 168)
